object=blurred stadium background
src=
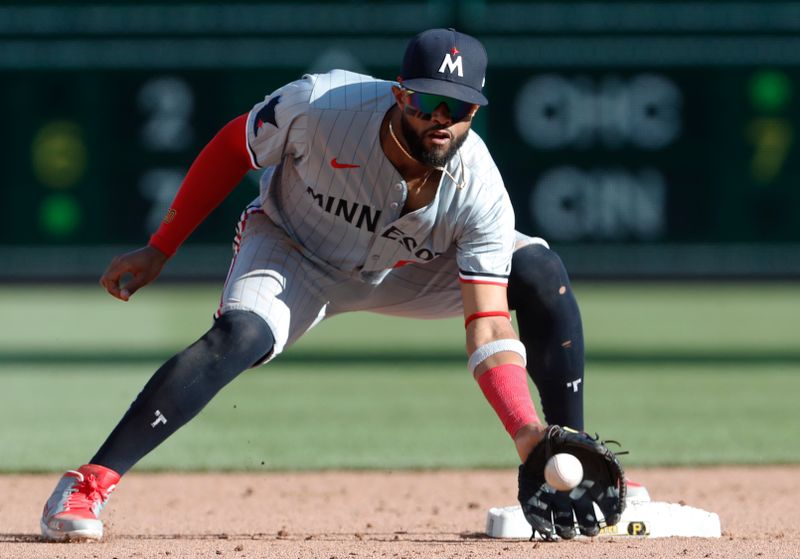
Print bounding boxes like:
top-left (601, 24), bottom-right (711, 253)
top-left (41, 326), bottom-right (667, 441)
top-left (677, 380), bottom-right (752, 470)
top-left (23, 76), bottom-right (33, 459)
top-left (3, 0), bottom-right (800, 279)
top-left (1, 1), bottom-right (799, 471)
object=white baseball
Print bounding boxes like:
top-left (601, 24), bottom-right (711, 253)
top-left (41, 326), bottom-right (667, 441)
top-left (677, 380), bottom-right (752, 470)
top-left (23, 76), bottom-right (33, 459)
top-left (544, 453), bottom-right (583, 491)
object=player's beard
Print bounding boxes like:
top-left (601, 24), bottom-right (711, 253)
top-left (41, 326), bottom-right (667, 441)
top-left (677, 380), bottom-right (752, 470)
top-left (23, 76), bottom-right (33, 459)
top-left (400, 116), bottom-right (469, 168)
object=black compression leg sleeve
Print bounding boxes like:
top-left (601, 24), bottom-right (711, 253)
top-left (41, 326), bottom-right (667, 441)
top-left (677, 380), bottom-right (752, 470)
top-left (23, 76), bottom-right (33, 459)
top-left (91, 310), bottom-right (274, 475)
top-left (507, 244), bottom-right (585, 431)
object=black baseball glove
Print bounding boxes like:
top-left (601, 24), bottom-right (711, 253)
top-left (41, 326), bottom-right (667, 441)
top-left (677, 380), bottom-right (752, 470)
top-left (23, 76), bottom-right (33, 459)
top-left (518, 425), bottom-right (626, 540)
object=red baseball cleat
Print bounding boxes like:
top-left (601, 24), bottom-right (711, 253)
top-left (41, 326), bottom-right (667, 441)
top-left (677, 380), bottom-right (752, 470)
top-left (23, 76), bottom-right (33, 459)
top-left (40, 464), bottom-right (121, 541)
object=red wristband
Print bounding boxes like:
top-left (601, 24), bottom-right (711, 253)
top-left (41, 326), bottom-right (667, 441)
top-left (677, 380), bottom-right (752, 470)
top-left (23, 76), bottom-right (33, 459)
top-left (464, 311), bottom-right (511, 329)
top-left (477, 364), bottom-right (539, 438)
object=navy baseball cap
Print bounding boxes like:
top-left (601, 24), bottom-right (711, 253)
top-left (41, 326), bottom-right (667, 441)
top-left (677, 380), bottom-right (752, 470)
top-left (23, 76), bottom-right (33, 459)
top-left (400, 28), bottom-right (489, 106)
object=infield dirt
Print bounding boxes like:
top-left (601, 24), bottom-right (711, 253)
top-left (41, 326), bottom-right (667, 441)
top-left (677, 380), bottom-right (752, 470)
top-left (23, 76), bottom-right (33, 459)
top-left (1, 466), bottom-right (796, 558)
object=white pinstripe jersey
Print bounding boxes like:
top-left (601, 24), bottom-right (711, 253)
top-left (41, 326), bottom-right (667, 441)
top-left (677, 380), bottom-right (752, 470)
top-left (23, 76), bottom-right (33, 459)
top-left (245, 69), bottom-right (515, 286)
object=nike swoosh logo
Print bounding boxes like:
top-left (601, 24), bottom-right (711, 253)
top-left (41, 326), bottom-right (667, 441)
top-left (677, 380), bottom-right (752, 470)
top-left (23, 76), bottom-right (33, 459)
top-left (330, 158), bottom-right (360, 169)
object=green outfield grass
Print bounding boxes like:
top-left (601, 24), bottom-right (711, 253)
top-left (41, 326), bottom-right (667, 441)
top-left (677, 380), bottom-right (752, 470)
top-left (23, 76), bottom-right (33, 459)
top-left (1, 282), bottom-right (798, 471)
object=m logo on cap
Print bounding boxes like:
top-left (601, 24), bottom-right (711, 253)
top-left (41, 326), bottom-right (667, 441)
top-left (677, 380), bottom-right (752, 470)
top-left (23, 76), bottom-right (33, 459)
top-left (438, 49), bottom-right (464, 77)
top-left (401, 30), bottom-right (488, 106)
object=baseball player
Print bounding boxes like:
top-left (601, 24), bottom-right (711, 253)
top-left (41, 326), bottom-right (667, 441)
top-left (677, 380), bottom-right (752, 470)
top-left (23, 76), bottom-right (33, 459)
top-left (40, 28), bottom-right (625, 542)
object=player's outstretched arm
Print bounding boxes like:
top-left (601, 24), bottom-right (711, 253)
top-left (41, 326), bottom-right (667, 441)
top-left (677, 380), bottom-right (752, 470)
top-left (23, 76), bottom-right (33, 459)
top-left (100, 113), bottom-right (252, 302)
top-left (148, 113), bottom-right (252, 258)
top-left (460, 281), bottom-right (546, 461)
top-left (100, 245), bottom-right (168, 301)
top-left (461, 281), bottom-right (622, 540)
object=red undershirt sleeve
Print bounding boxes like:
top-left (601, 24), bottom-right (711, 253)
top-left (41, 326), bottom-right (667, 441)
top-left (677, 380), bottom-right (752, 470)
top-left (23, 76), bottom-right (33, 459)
top-left (148, 113), bottom-right (253, 258)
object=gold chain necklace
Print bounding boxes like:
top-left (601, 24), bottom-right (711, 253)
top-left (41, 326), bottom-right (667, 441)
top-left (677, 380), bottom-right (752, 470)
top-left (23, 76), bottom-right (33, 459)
top-left (412, 169), bottom-right (434, 194)
top-left (388, 120), bottom-right (418, 164)
top-left (389, 120), bottom-right (434, 194)
top-left (387, 119), bottom-right (464, 190)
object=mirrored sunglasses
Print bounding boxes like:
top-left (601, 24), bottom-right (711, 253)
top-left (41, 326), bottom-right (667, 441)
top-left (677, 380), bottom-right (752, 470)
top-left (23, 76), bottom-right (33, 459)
top-left (404, 90), bottom-right (476, 122)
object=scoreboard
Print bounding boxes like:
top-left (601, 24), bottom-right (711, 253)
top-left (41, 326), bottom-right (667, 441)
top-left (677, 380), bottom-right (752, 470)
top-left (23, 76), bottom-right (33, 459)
top-left (2, 1), bottom-right (799, 278)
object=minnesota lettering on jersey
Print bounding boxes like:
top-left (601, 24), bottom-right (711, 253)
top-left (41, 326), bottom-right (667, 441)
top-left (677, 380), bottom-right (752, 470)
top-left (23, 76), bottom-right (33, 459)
top-left (306, 186), bottom-right (382, 233)
top-left (382, 225), bottom-right (441, 261)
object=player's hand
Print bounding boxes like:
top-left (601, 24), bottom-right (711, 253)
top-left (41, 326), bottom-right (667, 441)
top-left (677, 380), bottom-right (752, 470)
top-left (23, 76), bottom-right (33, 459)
top-left (517, 425), bottom-right (626, 540)
top-left (100, 245), bottom-right (169, 301)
